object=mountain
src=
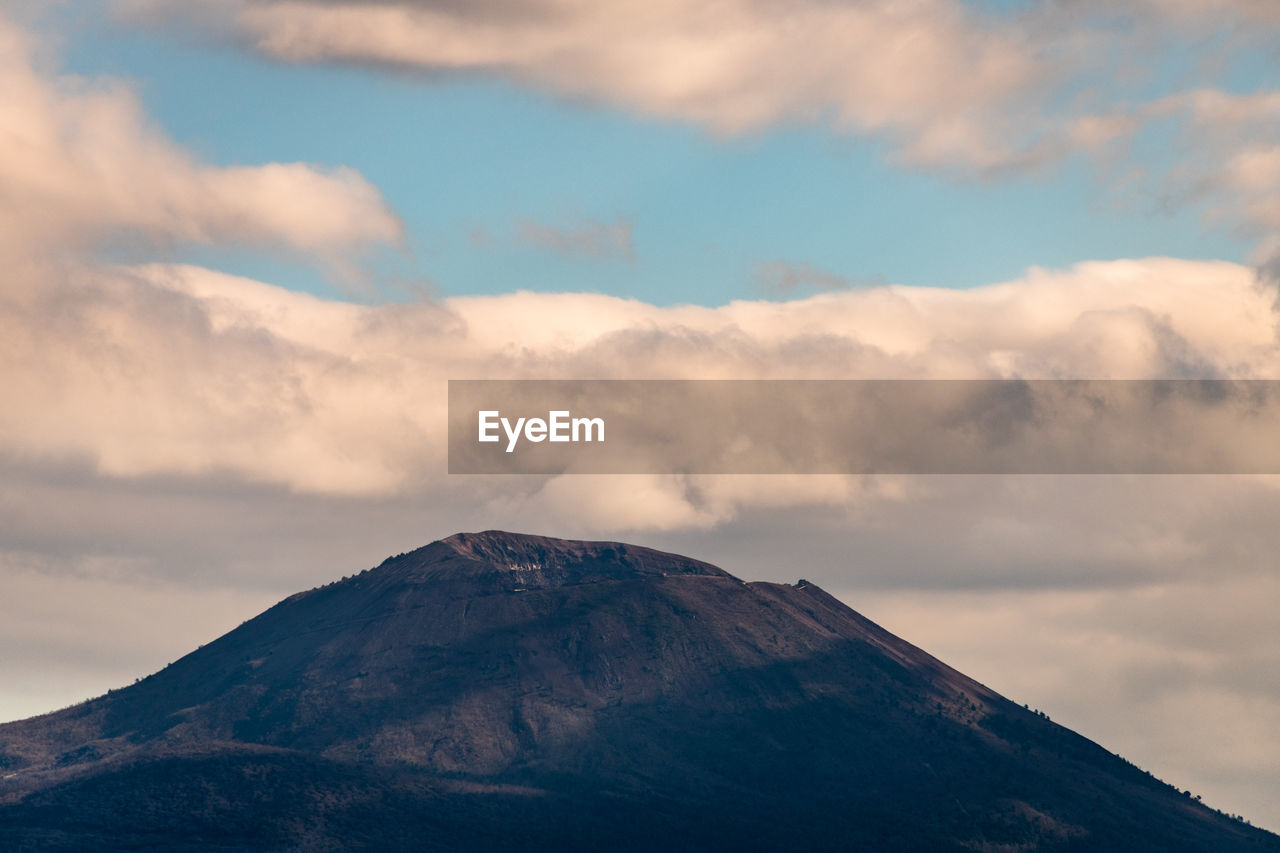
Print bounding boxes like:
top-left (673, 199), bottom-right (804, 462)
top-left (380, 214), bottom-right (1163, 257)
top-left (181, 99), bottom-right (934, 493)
top-left (0, 530), bottom-right (1275, 851)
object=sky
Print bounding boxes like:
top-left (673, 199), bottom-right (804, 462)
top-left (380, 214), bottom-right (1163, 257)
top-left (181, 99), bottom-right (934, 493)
top-left (2, 0), bottom-right (1280, 833)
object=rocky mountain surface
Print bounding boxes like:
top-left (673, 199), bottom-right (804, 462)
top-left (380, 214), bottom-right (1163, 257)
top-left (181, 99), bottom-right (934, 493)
top-left (1, 530), bottom-right (1275, 851)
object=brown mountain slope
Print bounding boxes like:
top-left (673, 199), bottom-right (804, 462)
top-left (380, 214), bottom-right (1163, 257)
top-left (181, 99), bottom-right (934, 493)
top-left (0, 530), bottom-right (1275, 851)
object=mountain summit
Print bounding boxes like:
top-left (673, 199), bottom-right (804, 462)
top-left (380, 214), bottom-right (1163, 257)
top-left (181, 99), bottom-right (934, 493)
top-left (1, 531), bottom-right (1275, 851)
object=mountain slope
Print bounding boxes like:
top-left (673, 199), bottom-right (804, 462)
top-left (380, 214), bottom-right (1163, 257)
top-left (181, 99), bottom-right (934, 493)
top-left (0, 531), bottom-right (1275, 851)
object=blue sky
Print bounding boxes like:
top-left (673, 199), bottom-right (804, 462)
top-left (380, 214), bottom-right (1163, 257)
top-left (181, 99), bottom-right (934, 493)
top-left (45, 1), bottom-right (1259, 305)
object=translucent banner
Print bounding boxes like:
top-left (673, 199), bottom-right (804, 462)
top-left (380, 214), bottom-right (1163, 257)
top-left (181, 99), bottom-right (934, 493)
top-left (448, 380), bottom-right (1280, 474)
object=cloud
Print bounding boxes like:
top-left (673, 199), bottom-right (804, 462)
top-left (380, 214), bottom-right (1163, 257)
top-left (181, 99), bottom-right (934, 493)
top-left (0, 13), bottom-right (400, 268)
top-left (517, 217), bottom-right (634, 261)
top-left (1133, 88), bottom-right (1280, 242)
top-left (3, 255), bottom-right (1276, 503)
top-left (753, 259), bottom-right (884, 295)
top-left (114, 0), bottom-right (1280, 250)
top-left (850, 573), bottom-right (1280, 832)
top-left (501, 474), bottom-right (723, 532)
top-left (0, 550), bottom-right (278, 723)
top-left (0, 8), bottom-right (407, 493)
top-left (118, 0), bottom-right (1058, 171)
top-left (1123, 0), bottom-right (1280, 25)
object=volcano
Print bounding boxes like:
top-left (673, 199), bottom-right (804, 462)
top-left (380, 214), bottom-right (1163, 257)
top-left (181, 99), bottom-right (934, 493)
top-left (0, 531), bottom-right (1275, 851)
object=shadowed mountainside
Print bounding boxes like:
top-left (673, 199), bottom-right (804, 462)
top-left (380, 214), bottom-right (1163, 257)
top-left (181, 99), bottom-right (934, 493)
top-left (0, 531), bottom-right (1275, 851)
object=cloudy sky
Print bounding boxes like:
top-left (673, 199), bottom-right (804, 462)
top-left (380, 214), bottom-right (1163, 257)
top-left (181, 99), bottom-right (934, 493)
top-left (3, 0), bottom-right (1280, 832)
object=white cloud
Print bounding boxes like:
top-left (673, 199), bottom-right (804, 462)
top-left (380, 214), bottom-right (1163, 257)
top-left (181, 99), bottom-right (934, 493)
top-left (0, 24), bottom-right (1271, 500)
top-left (114, 1), bottom-right (1280, 243)
top-left (0, 13), bottom-right (400, 266)
top-left (119, 0), bottom-right (1058, 171)
top-left (0, 8), bottom-right (405, 491)
top-left (510, 474), bottom-right (723, 533)
top-left (2, 254), bottom-right (1275, 503)
top-left (1135, 88), bottom-right (1280, 240)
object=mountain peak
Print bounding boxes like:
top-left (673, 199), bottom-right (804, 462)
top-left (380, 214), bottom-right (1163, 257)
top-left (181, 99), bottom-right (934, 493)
top-left (375, 530), bottom-right (734, 590)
